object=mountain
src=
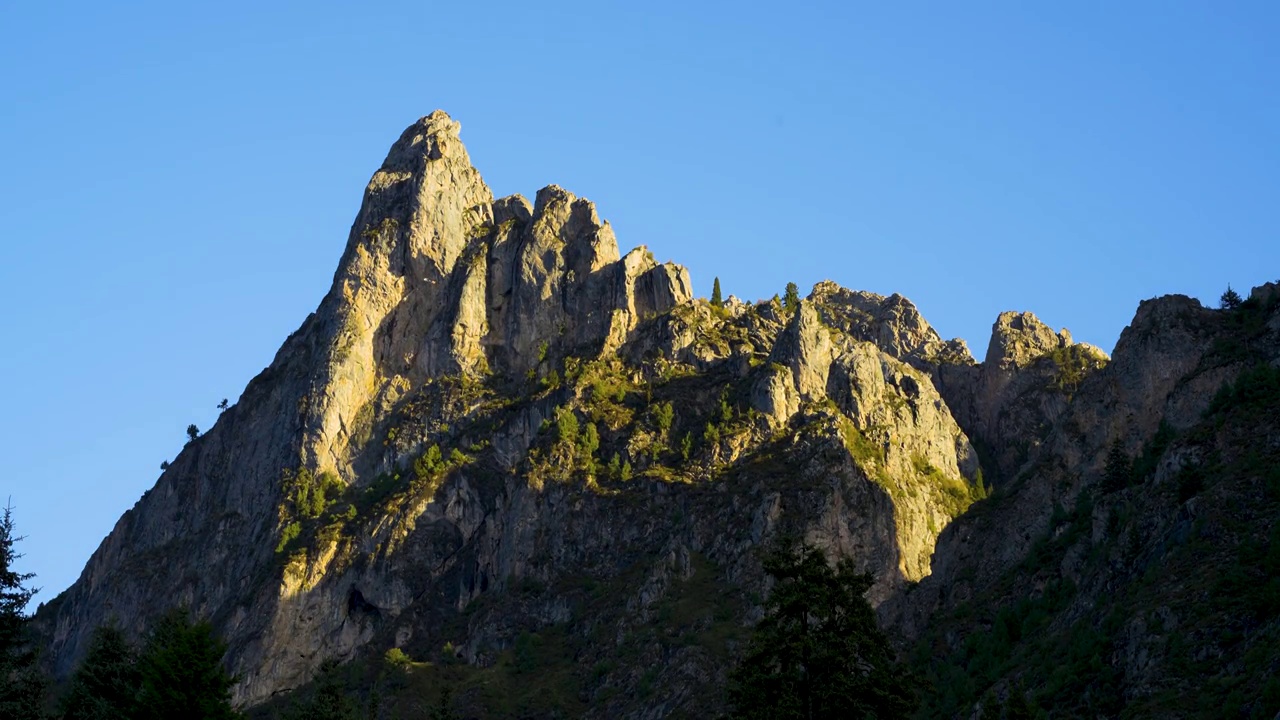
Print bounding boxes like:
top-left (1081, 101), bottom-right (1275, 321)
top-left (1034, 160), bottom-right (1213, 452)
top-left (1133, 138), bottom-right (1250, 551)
top-left (897, 285), bottom-right (1280, 717)
top-left (35, 112), bottom-right (1280, 718)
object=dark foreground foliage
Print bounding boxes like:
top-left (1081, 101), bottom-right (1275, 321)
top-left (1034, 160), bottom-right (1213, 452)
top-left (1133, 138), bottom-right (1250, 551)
top-left (57, 611), bottom-right (240, 720)
top-left (727, 542), bottom-right (917, 719)
top-left (912, 360), bottom-right (1280, 719)
top-left (1, 504), bottom-right (46, 720)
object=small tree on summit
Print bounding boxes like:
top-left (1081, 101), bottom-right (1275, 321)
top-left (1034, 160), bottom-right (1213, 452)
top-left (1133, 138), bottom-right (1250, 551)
top-left (783, 282), bottom-right (801, 315)
top-left (711, 277), bottom-right (724, 307)
top-left (1219, 285), bottom-right (1243, 310)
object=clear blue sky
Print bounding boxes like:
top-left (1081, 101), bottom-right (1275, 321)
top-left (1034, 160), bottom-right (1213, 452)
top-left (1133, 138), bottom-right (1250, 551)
top-left (2, 2), bottom-right (1277, 608)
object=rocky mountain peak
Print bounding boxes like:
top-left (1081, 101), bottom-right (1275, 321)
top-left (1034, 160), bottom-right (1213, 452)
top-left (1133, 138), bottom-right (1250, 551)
top-left (528, 185), bottom-right (622, 279)
top-left (41, 112), bottom-right (1277, 718)
top-left (295, 116), bottom-right (695, 477)
top-left (809, 280), bottom-right (972, 368)
top-left (984, 311), bottom-right (1071, 370)
top-left (382, 110), bottom-right (467, 167)
top-left (1251, 280), bottom-right (1279, 305)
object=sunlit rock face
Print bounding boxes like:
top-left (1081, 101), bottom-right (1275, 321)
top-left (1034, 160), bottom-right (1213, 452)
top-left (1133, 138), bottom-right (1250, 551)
top-left (37, 111), bottom-right (1275, 718)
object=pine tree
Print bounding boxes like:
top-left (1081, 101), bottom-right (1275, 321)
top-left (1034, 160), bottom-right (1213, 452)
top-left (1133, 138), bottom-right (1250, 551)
top-left (0, 503), bottom-right (46, 720)
top-left (61, 624), bottom-right (141, 720)
top-left (1102, 440), bottom-right (1132, 494)
top-left (727, 542), bottom-right (917, 718)
top-left (283, 661), bottom-right (359, 720)
top-left (711, 277), bottom-right (723, 307)
top-left (430, 685), bottom-right (460, 720)
top-left (1002, 682), bottom-right (1037, 719)
top-left (783, 282), bottom-right (801, 315)
top-left (136, 609), bottom-right (240, 720)
top-left (1220, 284), bottom-right (1243, 310)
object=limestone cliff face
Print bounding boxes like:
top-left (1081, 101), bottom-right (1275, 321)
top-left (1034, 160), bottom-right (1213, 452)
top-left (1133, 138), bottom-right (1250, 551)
top-left (886, 286), bottom-right (1280, 716)
top-left (753, 300), bottom-right (981, 580)
top-left (37, 112), bottom-right (983, 714)
top-left (37, 111), bottom-right (1273, 718)
top-left (932, 310), bottom-right (1109, 483)
top-left (809, 280), bottom-right (973, 370)
top-left (304, 112), bottom-right (691, 481)
top-left (38, 111), bottom-right (696, 707)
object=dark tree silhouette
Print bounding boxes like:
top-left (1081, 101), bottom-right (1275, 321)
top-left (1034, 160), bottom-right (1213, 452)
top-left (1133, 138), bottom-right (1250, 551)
top-left (136, 609), bottom-right (240, 720)
top-left (283, 660), bottom-right (359, 720)
top-left (217, 398), bottom-right (229, 411)
top-left (1102, 440), bottom-right (1132, 493)
top-left (711, 277), bottom-right (724, 307)
top-left (1002, 682), bottom-right (1038, 719)
top-left (61, 624), bottom-right (141, 720)
top-left (1220, 285), bottom-right (1243, 310)
top-left (186, 424), bottom-right (200, 443)
top-left (431, 685), bottom-right (460, 720)
top-left (727, 542), bottom-right (917, 719)
top-left (0, 503), bottom-right (46, 720)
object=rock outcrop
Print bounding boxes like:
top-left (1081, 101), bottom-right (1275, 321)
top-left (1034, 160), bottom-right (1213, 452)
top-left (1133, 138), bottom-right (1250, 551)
top-left (810, 280), bottom-right (973, 369)
top-left (35, 111), bottom-right (1280, 719)
top-left (37, 111), bottom-right (697, 706)
top-left (887, 283), bottom-right (1280, 717)
top-left (37, 111), bottom-right (981, 712)
top-left (934, 310), bottom-right (1109, 483)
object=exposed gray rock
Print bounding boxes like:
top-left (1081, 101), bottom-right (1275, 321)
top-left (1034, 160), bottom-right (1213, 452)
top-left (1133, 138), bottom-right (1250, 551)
top-left (39, 110), bottom-right (1271, 719)
top-left (36, 111), bottom-right (695, 706)
top-left (936, 310), bottom-right (1109, 482)
top-left (809, 280), bottom-right (973, 369)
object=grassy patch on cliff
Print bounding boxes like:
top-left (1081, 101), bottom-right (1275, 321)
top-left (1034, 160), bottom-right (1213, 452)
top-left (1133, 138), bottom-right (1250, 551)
top-left (522, 355), bottom-right (766, 491)
top-left (1041, 344), bottom-right (1108, 395)
top-left (273, 442), bottom-right (473, 568)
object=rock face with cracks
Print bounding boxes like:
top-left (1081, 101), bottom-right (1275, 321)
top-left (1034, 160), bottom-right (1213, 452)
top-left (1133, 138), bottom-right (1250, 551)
top-left (35, 111), bottom-right (1280, 719)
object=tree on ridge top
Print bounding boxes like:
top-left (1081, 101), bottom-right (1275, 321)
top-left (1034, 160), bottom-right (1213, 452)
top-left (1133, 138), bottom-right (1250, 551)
top-left (1220, 284), bottom-right (1242, 309)
top-left (783, 282), bottom-right (800, 315)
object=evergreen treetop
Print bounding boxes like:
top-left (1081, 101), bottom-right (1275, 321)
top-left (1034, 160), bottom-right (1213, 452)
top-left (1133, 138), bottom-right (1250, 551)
top-left (783, 282), bottom-right (801, 315)
top-left (61, 624), bottom-right (141, 720)
top-left (137, 609), bottom-right (240, 720)
top-left (1102, 439), bottom-right (1132, 494)
top-left (1220, 284), bottom-right (1243, 309)
top-left (727, 541), bottom-right (917, 718)
top-left (0, 503), bottom-right (45, 720)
